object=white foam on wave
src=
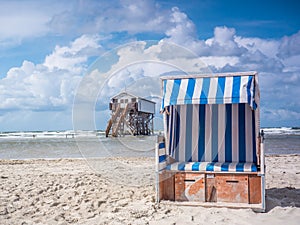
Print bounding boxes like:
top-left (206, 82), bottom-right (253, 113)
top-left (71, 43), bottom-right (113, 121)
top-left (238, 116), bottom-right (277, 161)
top-left (262, 127), bottom-right (300, 135)
top-left (1, 127), bottom-right (299, 139)
top-left (0, 130), bottom-right (106, 139)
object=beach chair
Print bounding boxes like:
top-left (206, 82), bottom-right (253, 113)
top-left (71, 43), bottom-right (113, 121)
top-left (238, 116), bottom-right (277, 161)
top-left (155, 71), bottom-right (265, 212)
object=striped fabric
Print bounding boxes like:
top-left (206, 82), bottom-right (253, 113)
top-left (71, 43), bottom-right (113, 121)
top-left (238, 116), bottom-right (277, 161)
top-left (165, 161), bottom-right (257, 172)
top-left (161, 75), bottom-right (257, 111)
top-left (165, 103), bottom-right (257, 164)
top-left (156, 140), bottom-right (168, 171)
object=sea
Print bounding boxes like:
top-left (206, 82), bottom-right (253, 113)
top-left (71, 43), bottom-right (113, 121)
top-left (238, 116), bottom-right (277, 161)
top-left (0, 128), bottom-right (299, 160)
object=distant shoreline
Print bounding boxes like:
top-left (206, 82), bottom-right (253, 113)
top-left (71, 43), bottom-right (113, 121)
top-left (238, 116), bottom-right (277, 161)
top-left (0, 153), bottom-right (299, 162)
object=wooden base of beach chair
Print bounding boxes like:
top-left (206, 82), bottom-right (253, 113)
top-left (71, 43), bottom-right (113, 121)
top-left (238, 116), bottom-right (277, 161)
top-left (159, 171), bottom-right (175, 201)
top-left (159, 171), bottom-right (263, 208)
top-left (215, 174), bottom-right (249, 203)
top-left (175, 173), bottom-right (205, 201)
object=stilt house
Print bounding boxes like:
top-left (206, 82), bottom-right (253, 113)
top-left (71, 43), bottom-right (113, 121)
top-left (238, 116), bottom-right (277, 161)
top-left (105, 92), bottom-right (155, 137)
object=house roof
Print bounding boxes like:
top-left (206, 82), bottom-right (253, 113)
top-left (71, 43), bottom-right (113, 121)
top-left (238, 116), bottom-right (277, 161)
top-left (111, 91), bottom-right (156, 104)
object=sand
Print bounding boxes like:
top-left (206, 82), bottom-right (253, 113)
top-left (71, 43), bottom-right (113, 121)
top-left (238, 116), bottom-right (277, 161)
top-left (0, 154), bottom-right (299, 225)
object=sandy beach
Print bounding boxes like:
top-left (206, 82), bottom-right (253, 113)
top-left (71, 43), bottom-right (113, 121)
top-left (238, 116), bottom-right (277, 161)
top-left (0, 155), bottom-right (299, 225)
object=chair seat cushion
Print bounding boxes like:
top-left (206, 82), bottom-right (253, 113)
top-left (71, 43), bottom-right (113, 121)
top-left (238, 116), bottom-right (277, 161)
top-left (165, 161), bottom-right (257, 172)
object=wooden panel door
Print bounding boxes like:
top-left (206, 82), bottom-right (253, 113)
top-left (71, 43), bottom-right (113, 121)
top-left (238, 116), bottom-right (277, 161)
top-left (175, 173), bottom-right (205, 201)
top-left (216, 174), bottom-right (249, 203)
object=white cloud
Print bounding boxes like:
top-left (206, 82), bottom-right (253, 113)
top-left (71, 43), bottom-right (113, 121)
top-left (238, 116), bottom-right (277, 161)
top-left (165, 7), bottom-right (197, 44)
top-left (277, 31), bottom-right (300, 59)
top-left (200, 56), bottom-right (239, 69)
top-left (0, 35), bottom-right (103, 112)
top-left (206, 27), bottom-right (247, 56)
top-left (44, 34), bottom-right (103, 73)
top-left (0, 0), bottom-right (68, 47)
top-left (164, 11), bottom-right (247, 57)
top-left (282, 55), bottom-right (300, 73)
top-left (0, 13), bottom-right (49, 47)
top-left (235, 36), bottom-right (280, 58)
top-left (0, 0), bottom-right (173, 47)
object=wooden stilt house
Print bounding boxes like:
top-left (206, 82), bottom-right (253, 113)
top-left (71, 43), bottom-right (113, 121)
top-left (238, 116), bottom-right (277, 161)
top-left (106, 92), bottom-right (155, 137)
top-left (156, 71), bottom-right (265, 211)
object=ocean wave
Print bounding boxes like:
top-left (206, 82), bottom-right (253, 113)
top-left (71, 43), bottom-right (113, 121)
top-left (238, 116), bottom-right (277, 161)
top-left (1, 127), bottom-right (299, 139)
top-left (0, 130), bottom-right (106, 139)
top-left (262, 127), bottom-right (300, 135)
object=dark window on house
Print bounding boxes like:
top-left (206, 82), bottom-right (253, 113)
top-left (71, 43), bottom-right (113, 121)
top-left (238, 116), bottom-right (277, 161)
top-left (125, 99), bottom-right (128, 103)
top-left (120, 99), bottom-right (124, 103)
top-left (131, 98), bottom-right (136, 102)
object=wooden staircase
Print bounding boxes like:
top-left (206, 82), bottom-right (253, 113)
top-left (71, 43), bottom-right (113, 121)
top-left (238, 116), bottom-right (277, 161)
top-left (105, 104), bottom-right (121, 137)
top-left (106, 104), bottom-right (132, 137)
top-left (105, 119), bottom-right (113, 137)
top-left (112, 103), bottom-right (129, 137)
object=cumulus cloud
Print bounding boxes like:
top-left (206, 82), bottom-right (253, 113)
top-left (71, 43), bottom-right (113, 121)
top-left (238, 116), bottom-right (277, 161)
top-left (165, 7), bottom-right (197, 44)
top-left (0, 35), bottom-right (102, 113)
top-left (204, 27), bottom-right (247, 56)
top-left (235, 36), bottom-right (280, 58)
top-left (277, 31), bottom-right (300, 58)
top-left (164, 9), bottom-right (247, 57)
top-left (134, 8), bottom-right (237, 59)
top-left (44, 34), bottom-right (103, 73)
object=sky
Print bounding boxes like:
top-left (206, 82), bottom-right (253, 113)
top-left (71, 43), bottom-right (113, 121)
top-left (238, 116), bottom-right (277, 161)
top-left (0, 0), bottom-right (300, 131)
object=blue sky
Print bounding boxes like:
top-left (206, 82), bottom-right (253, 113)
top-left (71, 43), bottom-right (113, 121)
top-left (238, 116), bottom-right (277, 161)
top-left (0, 0), bottom-right (300, 131)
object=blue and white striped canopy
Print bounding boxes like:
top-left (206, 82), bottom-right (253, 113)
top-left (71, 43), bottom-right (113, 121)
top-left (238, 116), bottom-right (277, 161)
top-left (161, 74), bottom-right (258, 110)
